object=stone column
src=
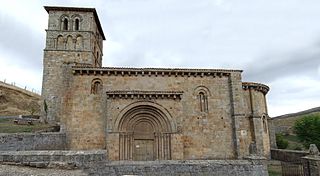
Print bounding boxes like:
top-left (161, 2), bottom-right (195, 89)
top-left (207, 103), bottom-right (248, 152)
top-left (252, 116), bottom-right (265, 156)
top-left (268, 118), bottom-right (277, 149)
top-left (228, 72), bottom-right (246, 158)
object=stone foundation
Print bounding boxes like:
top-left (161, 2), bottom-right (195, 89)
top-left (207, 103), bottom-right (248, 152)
top-left (86, 160), bottom-right (268, 176)
top-left (0, 132), bottom-right (66, 151)
top-left (0, 150), bottom-right (267, 175)
top-left (0, 150), bottom-right (107, 168)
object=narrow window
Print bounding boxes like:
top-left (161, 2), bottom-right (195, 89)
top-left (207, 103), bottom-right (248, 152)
top-left (199, 92), bottom-right (208, 113)
top-left (263, 116), bottom-right (268, 133)
top-left (94, 51), bottom-right (100, 67)
top-left (91, 79), bottom-right (102, 94)
top-left (75, 19), bottom-right (79, 31)
top-left (63, 18), bottom-right (68, 30)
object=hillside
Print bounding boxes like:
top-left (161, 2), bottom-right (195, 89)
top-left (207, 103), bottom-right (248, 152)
top-left (270, 107), bottom-right (320, 150)
top-left (0, 81), bottom-right (41, 116)
top-left (271, 107), bottom-right (320, 134)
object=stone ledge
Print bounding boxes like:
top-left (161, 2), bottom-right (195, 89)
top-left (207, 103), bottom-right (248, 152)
top-left (0, 150), bottom-right (107, 168)
top-left (242, 82), bottom-right (269, 95)
top-left (106, 90), bottom-right (184, 100)
top-left (86, 159), bottom-right (268, 176)
top-left (72, 67), bottom-right (241, 78)
top-left (0, 132), bottom-right (66, 151)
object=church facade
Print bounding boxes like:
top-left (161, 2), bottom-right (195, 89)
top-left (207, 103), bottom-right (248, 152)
top-left (42, 6), bottom-right (270, 161)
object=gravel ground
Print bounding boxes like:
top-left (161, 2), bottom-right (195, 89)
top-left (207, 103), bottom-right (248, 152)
top-left (0, 165), bottom-right (87, 176)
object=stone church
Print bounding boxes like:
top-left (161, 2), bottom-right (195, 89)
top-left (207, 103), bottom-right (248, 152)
top-left (42, 6), bottom-right (270, 161)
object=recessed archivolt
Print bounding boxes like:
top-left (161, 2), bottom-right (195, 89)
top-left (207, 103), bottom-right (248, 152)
top-left (114, 101), bottom-right (176, 133)
top-left (120, 110), bottom-right (169, 132)
top-left (193, 85), bottom-right (211, 96)
top-left (71, 14), bottom-right (83, 21)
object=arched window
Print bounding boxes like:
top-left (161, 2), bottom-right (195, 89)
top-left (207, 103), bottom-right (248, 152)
top-left (194, 86), bottom-right (210, 113)
top-left (91, 79), bottom-right (102, 94)
top-left (75, 19), bottom-right (80, 31)
top-left (262, 115), bottom-right (268, 133)
top-left (199, 92), bottom-right (208, 113)
top-left (63, 18), bottom-right (68, 30)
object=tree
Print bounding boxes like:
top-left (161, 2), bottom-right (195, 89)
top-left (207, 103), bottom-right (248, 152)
top-left (294, 114), bottom-right (320, 149)
top-left (276, 133), bottom-right (288, 149)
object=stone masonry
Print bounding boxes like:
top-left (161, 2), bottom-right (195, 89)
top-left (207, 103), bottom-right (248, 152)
top-left (41, 6), bottom-right (271, 161)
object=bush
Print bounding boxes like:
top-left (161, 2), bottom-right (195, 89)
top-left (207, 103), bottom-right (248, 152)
top-left (276, 133), bottom-right (289, 149)
top-left (294, 114), bottom-right (320, 149)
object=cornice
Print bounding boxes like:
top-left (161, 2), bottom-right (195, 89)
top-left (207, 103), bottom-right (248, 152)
top-left (106, 90), bottom-right (183, 100)
top-left (72, 66), bottom-right (242, 78)
top-left (242, 82), bottom-right (269, 95)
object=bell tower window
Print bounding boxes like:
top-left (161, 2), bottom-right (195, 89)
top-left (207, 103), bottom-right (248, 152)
top-left (63, 18), bottom-right (68, 30)
top-left (75, 19), bottom-right (80, 31)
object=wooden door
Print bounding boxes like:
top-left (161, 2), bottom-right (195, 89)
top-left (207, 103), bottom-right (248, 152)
top-left (133, 139), bottom-right (154, 161)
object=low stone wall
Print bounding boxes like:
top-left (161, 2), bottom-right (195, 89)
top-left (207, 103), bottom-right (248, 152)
top-left (0, 150), bottom-right (107, 168)
top-left (86, 160), bottom-right (268, 176)
top-left (271, 148), bottom-right (309, 162)
top-left (0, 132), bottom-right (66, 151)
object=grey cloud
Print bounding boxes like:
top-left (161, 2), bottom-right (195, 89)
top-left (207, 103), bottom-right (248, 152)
top-left (0, 14), bottom-right (44, 69)
top-left (243, 45), bottom-right (320, 83)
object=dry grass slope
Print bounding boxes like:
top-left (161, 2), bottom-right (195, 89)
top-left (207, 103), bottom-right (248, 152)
top-left (0, 81), bottom-right (40, 116)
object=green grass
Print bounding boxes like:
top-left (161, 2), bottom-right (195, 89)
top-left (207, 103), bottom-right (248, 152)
top-left (268, 161), bottom-right (282, 176)
top-left (284, 135), bottom-right (301, 143)
top-left (282, 134), bottom-right (305, 150)
top-left (0, 118), bottom-right (54, 133)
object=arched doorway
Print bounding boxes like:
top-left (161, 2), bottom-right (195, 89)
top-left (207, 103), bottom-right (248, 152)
top-left (117, 104), bottom-right (173, 161)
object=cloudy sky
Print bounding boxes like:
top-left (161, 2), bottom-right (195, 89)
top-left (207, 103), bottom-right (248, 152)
top-left (0, 0), bottom-right (319, 117)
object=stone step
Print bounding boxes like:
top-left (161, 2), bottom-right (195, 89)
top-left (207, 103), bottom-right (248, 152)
top-left (0, 150), bottom-right (107, 168)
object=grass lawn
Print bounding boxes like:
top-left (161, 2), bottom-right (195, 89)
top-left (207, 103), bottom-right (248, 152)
top-left (0, 118), bottom-right (54, 133)
top-left (282, 134), bottom-right (305, 150)
top-left (268, 160), bottom-right (282, 176)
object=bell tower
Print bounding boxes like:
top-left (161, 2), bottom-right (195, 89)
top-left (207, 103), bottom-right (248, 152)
top-left (42, 6), bottom-right (105, 122)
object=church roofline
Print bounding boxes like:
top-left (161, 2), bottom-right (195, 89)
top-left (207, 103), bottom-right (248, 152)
top-left (242, 82), bottom-right (269, 95)
top-left (72, 66), bottom-right (243, 73)
top-left (44, 6), bottom-right (106, 40)
top-left (71, 66), bottom-right (243, 78)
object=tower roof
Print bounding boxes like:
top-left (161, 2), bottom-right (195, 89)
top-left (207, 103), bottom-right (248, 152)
top-left (44, 6), bottom-right (106, 40)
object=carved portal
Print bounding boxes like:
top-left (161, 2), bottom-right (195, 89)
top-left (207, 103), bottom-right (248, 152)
top-left (117, 105), bottom-right (172, 161)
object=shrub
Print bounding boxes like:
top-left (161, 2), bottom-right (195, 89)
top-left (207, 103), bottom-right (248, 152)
top-left (294, 114), bottom-right (320, 149)
top-left (276, 133), bottom-right (289, 149)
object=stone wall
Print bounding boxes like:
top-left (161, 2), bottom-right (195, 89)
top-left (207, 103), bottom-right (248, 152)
top-left (0, 132), bottom-right (66, 151)
top-left (242, 82), bottom-right (270, 158)
top-left (271, 148), bottom-right (309, 162)
top-left (0, 150), bottom-right (106, 168)
top-left (63, 69), bottom-right (243, 159)
top-left (85, 160), bottom-right (268, 176)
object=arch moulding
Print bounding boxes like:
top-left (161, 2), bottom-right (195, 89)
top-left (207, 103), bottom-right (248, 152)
top-left (113, 101), bottom-right (177, 133)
